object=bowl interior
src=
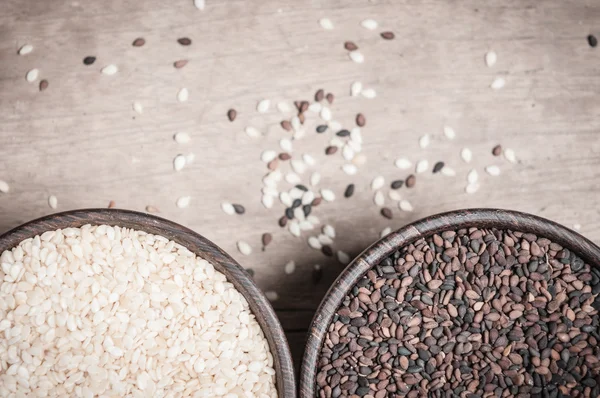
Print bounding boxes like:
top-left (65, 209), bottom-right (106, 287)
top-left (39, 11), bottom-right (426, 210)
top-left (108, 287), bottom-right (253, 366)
top-left (0, 208), bottom-right (296, 398)
top-left (299, 208), bottom-right (600, 397)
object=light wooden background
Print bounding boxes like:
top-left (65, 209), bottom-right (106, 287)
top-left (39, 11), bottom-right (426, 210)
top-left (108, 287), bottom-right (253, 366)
top-left (1, 0), bottom-right (600, 369)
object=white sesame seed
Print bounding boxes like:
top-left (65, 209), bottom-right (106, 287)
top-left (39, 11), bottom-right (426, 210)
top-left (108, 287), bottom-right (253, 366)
top-left (323, 225), bottom-right (336, 238)
top-left (349, 51), bottom-right (364, 64)
top-left (18, 44), bottom-right (33, 55)
top-left (265, 291), bottom-right (279, 302)
top-left (467, 169), bottom-right (479, 184)
top-left (26, 69), bottom-right (39, 82)
top-left (294, 207), bottom-right (305, 221)
top-left (361, 88), bottom-right (377, 99)
top-left (389, 190), bottom-right (402, 201)
top-left (353, 154), bottom-right (367, 166)
top-left (279, 192), bottom-right (293, 207)
top-left (350, 128), bottom-right (363, 144)
top-left (485, 165), bottom-right (501, 176)
top-left (441, 166), bottom-right (456, 177)
top-left (299, 221), bottom-right (314, 231)
top-left (185, 153), bottom-right (195, 164)
top-left (321, 189), bottom-right (335, 202)
top-left (173, 155), bottom-right (186, 171)
top-left (284, 261), bottom-right (296, 275)
top-left (302, 190), bottom-right (315, 205)
top-left (280, 138), bottom-right (293, 152)
top-left (361, 19), bottom-right (378, 30)
top-left (261, 194), bottom-right (274, 209)
top-left (48, 195), bottom-right (58, 209)
top-left (319, 18), bottom-right (334, 30)
top-left (302, 154), bottom-right (316, 166)
top-left (262, 186), bottom-right (278, 196)
top-left (374, 191), bottom-right (385, 207)
top-left (257, 99), bottom-right (270, 113)
top-left (395, 158), bottom-right (412, 169)
top-left (443, 126), bottom-right (456, 140)
top-left (289, 188), bottom-right (304, 199)
top-left (101, 64), bottom-right (118, 76)
top-left (0, 180), bottom-right (9, 193)
top-left (309, 102), bottom-right (322, 113)
top-left (177, 88), bottom-right (189, 102)
top-left (194, 0), bottom-right (205, 9)
top-left (342, 145), bottom-right (355, 161)
top-left (176, 196), bottom-right (191, 208)
top-left (132, 101), bottom-right (143, 114)
top-left (277, 101), bottom-right (291, 113)
top-left (237, 240), bottom-right (252, 255)
top-left (465, 183), bottom-right (480, 194)
top-left (461, 148), bottom-right (473, 163)
top-left (221, 202), bottom-right (235, 215)
top-left (416, 160), bottom-right (429, 173)
top-left (337, 251), bottom-right (351, 265)
top-left (289, 221), bottom-right (301, 237)
top-left (326, 121), bottom-right (340, 132)
top-left (573, 223), bottom-right (582, 231)
top-left (342, 164), bottom-right (358, 175)
top-left (318, 234), bottom-right (334, 245)
top-left (491, 77), bottom-right (505, 90)
top-left (245, 126), bottom-right (261, 138)
top-left (308, 236), bottom-right (322, 250)
top-left (320, 107), bottom-right (332, 121)
top-left (285, 172), bottom-right (301, 184)
top-left (330, 137), bottom-right (344, 147)
top-left (260, 150), bottom-right (277, 163)
top-left (351, 81), bottom-right (363, 96)
top-left (307, 215), bottom-right (320, 225)
top-left (371, 176), bottom-right (385, 191)
top-left (380, 227), bottom-right (392, 238)
top-left (399, 199), bottom-right (414, 212)
top-left (485, 51), bottom-right (497, 67)
top-left (291, 159), bottom-right (307, 174)
top-left (504, 148), bottom-right (517, 163)
top-left (173, 132), bottom-right (191, 144)
top-left (310, 172), bottom-right (321, 186)
top-left (419, 135), bottom-right (431, 149)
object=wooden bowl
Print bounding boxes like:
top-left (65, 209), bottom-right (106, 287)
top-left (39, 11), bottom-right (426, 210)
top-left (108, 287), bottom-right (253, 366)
top-left (0, 208), bottom-right (296, 398)
top-left (299, 208), bottom-right (600, 397)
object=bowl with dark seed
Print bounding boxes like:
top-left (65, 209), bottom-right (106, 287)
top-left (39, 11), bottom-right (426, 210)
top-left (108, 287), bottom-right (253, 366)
top-left (300, 209), bottom-right (600, 397)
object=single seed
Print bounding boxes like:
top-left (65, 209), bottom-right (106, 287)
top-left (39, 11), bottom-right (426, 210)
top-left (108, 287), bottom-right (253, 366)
top-left (389, 190), bottom-right (402, 201)
top-left (465, 183), bottom-right (480, 194)
top-left (316, 125), bottom-right (328, 133)
top-left (257, 99), bottom-right (270, 113)
top-left (326, 93), bottom-right (334, 104)
top-left (177, 37), bottom-right (192, 46)
top-left (395, 158), bottom-right (411, 169)
top-left (48, 195), bottom-right (58, 209)
top-left (485, 165), bottom-right (501, 176)
top-left (373, 191), bottom-right (385, 206)
top-left (321, 189), bottom-right (335, 202)
top-left (132, 101), bottom-right (143, 114)
top-left (245, 127), bottom-right (260, 138)
top-left (0, 180), bottom-right (9, 193)
top-left (461, 148), bottom-right (473, 163)
top-left (415, 159), bottom-right (429, 173)
top-left (344, 184), bottom-right (355, 198)
top-left (262, 233), bottom-right (272, 249)
top-left (441, 166), bottom-right (456, 176)
top-left (227, 109), bottom-right (237, 122)
top-left (26, 69), bottom-right (39, 82)
top-left (315, 89), bottom-right (325, 101)
top-left (485, 51), bottom-right (497, 67)
top-left (177, 88), bottom-right (189, 102)
top-left (237, 241), bottom-right (252, 256)
top-left (319, 18), bottom-right (334, 30)
top-left (588, 34), bottom-right (598, 48)
top-left (492, 145), bottom-right (502, 156)
top-left (344, 41), bottom-right (358, 51)
top-left (391, 180), bottom-right (404, 189)
top-left (361, 19), bottom-right (378, 30)
top-left (381, 207), bottom-right (393, 219)
top-left (399, 199), bottom-right (413, 211)
top-left (504, 148), bottom-right (517, 163)
top-left (18, 44), bottom-right (33, 55)
top-left (443, 126), bottom-right (456, 139)
top-left (174, 59), bottom-right (189, 68)
top-left (405, 174), bottom-right (416, 188)
top-left (419, 134), bottom-right (431, 149)
top-left (232, 204), bottom-right (245, 214)
top-left (349, 51), bottom-right (364, 63)
top-left (39, 80), bottom-right (49, 92)
top-left (467, 169), bottom-right (478, 184)
top-left (380, 31), bottom-right (395, 40)
top-left (356, 113), bottom-right (366, 127)
top-left (173, 155), bottom-right (186, 171)
top-left (371, 176), bottom-right (385, 191)
top-left (337, 251), bottom-right (350, 265)
top-left (325, 146), bottom-right (338, 155)
top-left (194, 0), bottom-right (205, 10)
top-left (279, 152), bottom-right (291, 161)
top-left (83, 56), bottom-right (96, 65)
top-left (433, 161), bottom-right (444, 173)
top-left (132, 38), bottom-right (145, 47)
top-left (491, 77), bottom-right (505, 90)
top-left (145, 205), bottom-right (159, 213)
top-left (108, 201), bottom-right (116, 209)
top-left (321, 245), bottom-right (333, 257)
top-left (284, 261), bottom-right (296, 275)
top-left (351, 81), bottom-right (363, 96)
top-left (176, 196), bottom-right (191, 208)
top-left (361, 88), bottom-right (376, 98)
top-left (174, 132), bottom-right (191, 144)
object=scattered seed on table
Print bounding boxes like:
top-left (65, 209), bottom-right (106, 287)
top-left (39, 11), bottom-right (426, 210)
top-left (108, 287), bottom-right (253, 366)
top-left (173, 155), bottom-right (186, 171)
top-left (302, 204), bottom-right (312, 217)
top-left (302, 191), bottom-right (315, 205)
top-left (319, 18), bottom-right (334, 30)
top-left (381, 207), bottom-right (393, 219)
top-left (336, 129), bottom-right (350, 137)
top-left (48, 195), bottom-right (58, 209)
top-left (308, 102), bottom-right (322, 113)
top-left (342, 164), bottom-right (358, 175)
top-left (308, 236), bottom-right (322, 250)
top-left (344, 41), bottom-right (358, 51)
top-left (278, 152), bottom-right (291, 161)
top-left (388, 190), bottom-right (402, 201)
top-left (225, 109), bottom-right (237, 122)
top-left (264, 291), bottom-right (279, 302)
top-left (380, 226), bottom-right (392, 238)
top-left (261, 232), bottom-right (272, 249)
top-left (245, 126), bottom-right (261, 138)
top-left (289, 221), bottom-right (301, 237)
top-left (318, 235), bottom-right (333, 247)
top-left (145, 205), bottom-right (160, 213)
top-left (337, 251), bottom-right (350, 265)
top-left (342, 145), bottom-right (354, 161)
top-left (0, 180), bottom-right (9, 193)
top-left (291, 116), bottom-right (302, 132)
top-left (361, 19), bottom-right (378, 30)
top-left (177, 88), bottom-right (189, 102)
top-left (279, 192), bottom-right (292, 207)
top-left (415, 159), bottom-right (429, 173)
top-left (433, 161), bottom-right (444, 173)
top-left (39, 80), bottom-right (48, 92)
top-left (323, 224), bottom-right (336, 238)
top-left (285, 172), bottom-right (301, 184)
top-left (172, 59), bottom-right (189, 69)
top-left (101, 64), bottom-right (117, 76)
top-left (312, 197), bottom-right (322, 207)
top-left (315, 89), bottom-right (325, 101)
top-left (261, 150), bottom-right (277, 163)
top-left (374, 191), bottom-right (385, 206)
top-left (132, 37), bottom-right (145, 47)
top-left (325, 146), bottom-right (337, 155)
top-left (312, 264), bottom-right (323, 284)
top-left (356, 113), bottom-right (366, 127)
top-left (371, 176), bottom-right (385, 191)
top-left (405, 174), bottom-right (416, 188)
top-left (194, 0), bottom-right (205, 10)
top-left (176, 196), bottom-right (191, 208)
top-left (491, 77), bottom-right (505, 89)
top-left (221, 202), bottom-right (235, 215)
top-left (237, 240), bottom-right (252, 255)
top-left (278, 215), bottom-right (288, 227)
top-left (391, 180), bottom-right (404, 189)
top-left (132, 101), bottom-right (143, 114)
top-left (280, 138), bottom-right (293, 152)
top-left (492, 144), bottom-right (502, 156)
top-left (588, 34), bottom-right (598, 48)
top-left (257, 99), bottom-right (270, 113)
top-left (349, 51), bottom-right (364, 63)
top-left (467, 169), bottom-right (479, 184)
top-left (344, 184), bottom-right (355, 198)
top-left (83, 56), bottom-right (96, 65)
top-left (395, 158), bottom-right (412, 169)
top-left (399, 199), bottom-right (414, 211)
top-left (321, 245), bottom-right (333, 257)
top-left (310, 172), bottom-right (321, 187)
top-left (441, 165), bottom-right (456, 176)
top-left (380, 31), bottom-right (395, 40)
top-left (26, 68), bottom-right (39, 82)
top-left (573, 223), bottom-right (582, 231)
top-left (352, 154), bottom-right (367, 166)
top-left (107, 200), bottom-right (116, 209)
top-left (361, 88), bottom-right (377, 99)
top-left (291, 159), bottom-right (306, 174)
top-left (302, 154), bottom-right (316, 166)
top-left (504, 148), bottom-right (517, 163)
top-left (284, 260), bottom-right (296, 275)
top-left (419, 134), bottom-right (430, 149)
top-left (174, 132), bottom-right (191, 144)
top-left (461, 147), bottom-right (473, 163)
top-left (350, 128), bottom-right (362, 143)
top-left (485, 165), bottom-right (501, 176)
top-left (177, 37), bottom-right (192, 45)
top-left (232, 204), bottom-right (245, 214)
top-left (326, 93), bottom-right (334, 104)
top-left (465, 183), bottom-right (480, 194)
top-left (18, 44), bottom-right (33, 55)
top-left (443, 125), bottom-right (456, 140)
top-left (320, 107), bottom-right (332, 121)
top-left (300, 101), bottom-right (309, 113)
top-left (485, 50), bottom-right (497, 67)
top-left (321, 189), bottom-right (335, 202)
top-left (350, 81), bottom-right (363, 96)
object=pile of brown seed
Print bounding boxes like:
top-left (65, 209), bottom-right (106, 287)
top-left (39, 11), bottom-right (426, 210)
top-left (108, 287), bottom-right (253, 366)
top-left (316, 228), bottom-right (600, 397)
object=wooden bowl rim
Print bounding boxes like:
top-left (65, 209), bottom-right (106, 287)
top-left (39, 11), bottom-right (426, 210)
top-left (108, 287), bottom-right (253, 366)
top-left (299, 208), bottom-right (600, 397)
top-left (0, 208), bottom-right (296, 398)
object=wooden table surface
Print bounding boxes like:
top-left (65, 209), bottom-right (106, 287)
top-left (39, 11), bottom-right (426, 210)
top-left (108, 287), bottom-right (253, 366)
top-left (2, 0), bottom-right (600, 370)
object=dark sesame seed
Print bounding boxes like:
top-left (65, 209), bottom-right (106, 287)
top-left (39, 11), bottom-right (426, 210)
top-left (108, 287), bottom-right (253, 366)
top-left (356, 113), bottom-right (366, 127)
top-left (227, 109), bottom-right (237, 122)
top-left (326, 93), bottom-right (334, 104)
top-left (380, 31), bottom-right (395, 40)
top-left (381, 207), bottom-right (393, 219)
top-left (39, 80), bottom-right (49, 92)
top-left (177, 37), bottom-right (192, 46)
top-left (433, 161), bottom-right (445, 173)
top-left (315, 89), bottom-right (325, 102)
top-left (316, 125), bottom-right (328, 133)
top-left (295, 184), bottom-right (309, 192)
top-left (588, 34), bottom-right (598, 48)
top-left (336, 130), bottom-right (350, 137)
top-left (406, 174), bottom-right (416, 188)
top-left (285, 208), bottom-right (294, 220)
top-left (281, 120), bottom-right (292, 131)
top-left (261, 233), bottom-right (272, 249)
top-left (232, 204), bottom-right (245, 214)
top-left (322, 245), bottom-right (333, 257)
top-left (344, 184), bottom-right (355, 198)
top-left (278, 216), bottom-right (288, 227)
top-left (303, 205), bottom-right (312, 217)
top-left (325, 146), bottom-right (338, 155)
top-left (391, 180), bottom-right (404, 189)
top-left (492, 145), bottom-right (502, 156)
top-left (279, 153), bottom-right (291, 161)
top-left (344, 41), bottom-right (359, 51)
top-left (132, 38), bottom-right (146, 47)
top-left (83, 56), bottom-right (96, 65)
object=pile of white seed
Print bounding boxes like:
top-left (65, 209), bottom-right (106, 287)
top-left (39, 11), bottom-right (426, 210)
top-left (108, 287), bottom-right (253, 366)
top-left (0, 225), bottom-right (277, 397)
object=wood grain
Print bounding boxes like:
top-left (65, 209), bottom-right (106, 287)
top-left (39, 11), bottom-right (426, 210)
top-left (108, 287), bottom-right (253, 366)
top-left (1, 0), bottom-right (600, 371)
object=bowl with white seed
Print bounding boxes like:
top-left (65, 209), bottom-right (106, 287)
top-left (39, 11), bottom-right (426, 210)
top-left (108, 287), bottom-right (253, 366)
top-left (0, 209), bottom-right (295, 397)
